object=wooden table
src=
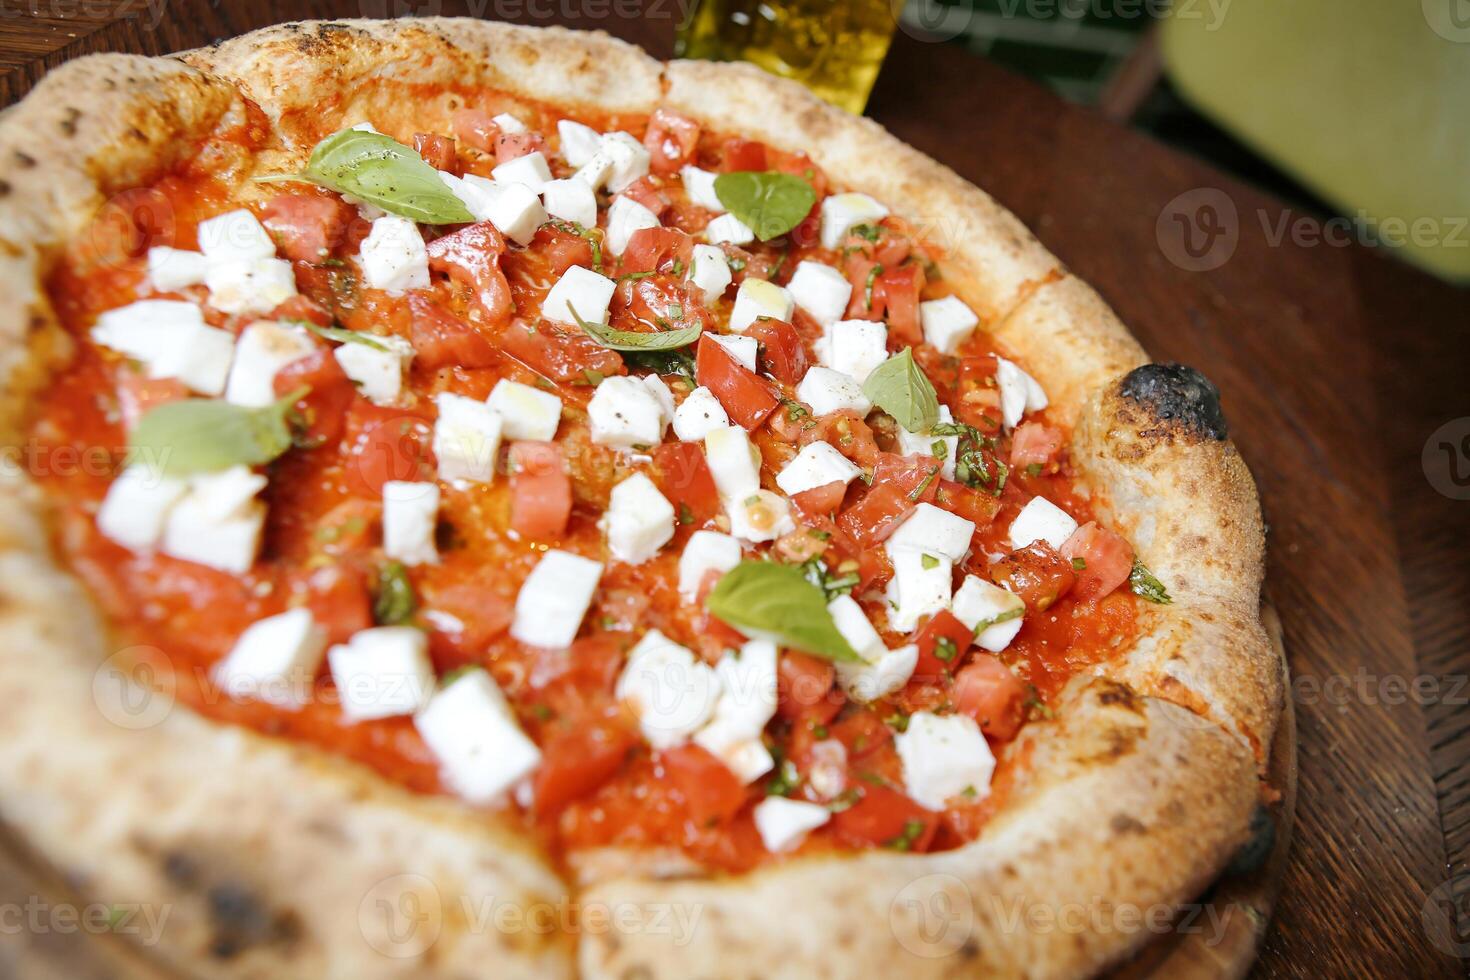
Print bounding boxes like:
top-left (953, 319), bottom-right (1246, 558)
top-left (3, 4), bottom-right (1467, 976)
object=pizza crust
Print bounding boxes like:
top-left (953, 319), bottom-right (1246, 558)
top-left (0, 17), bottom-right (1280, 978)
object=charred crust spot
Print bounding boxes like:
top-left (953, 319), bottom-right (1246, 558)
top-left (1110, 814), bottom-right (1146, 836)
top-left (959, 937), bottom-right (981, 960)
top-left (206, 883), bottom-right (301, 960)
top-left (59, 107), bottom-right (81, 137)
top-left (1095, 680), bottom-right (1144, 713)
top-left (162, 850), bottom-right (201, 888)
top-left (1118, 363), bottom-right (1227, 441)
top-left (13, 150), bottom-right (35, 168)
top-left (0, 180), bottom-right (10, 198)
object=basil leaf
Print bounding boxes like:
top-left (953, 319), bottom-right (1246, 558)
top-left (712, 170), bottom-right (817, 242)
top-left (1129, 559), bottom-right (1173, 604)
top-left (261, 129), bottom-right (473, 225)
top-left (705, 561), bottom-right (861, 662)
top-left (373, 560), bottom-right (418, 625)
top-left (568, 303), bottom-right (702, 352)
top-left (863, 347), bottom-right (939, 432)
top-left (130, 389), bottom-right (306, 477)
top-left (297, 320), bottom-right (388, 352)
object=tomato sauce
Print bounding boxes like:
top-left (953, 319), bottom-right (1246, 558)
top-left (26, 86), bottom-right (1139, 873)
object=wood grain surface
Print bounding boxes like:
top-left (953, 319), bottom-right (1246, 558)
top-left (1, 4), bottom-right (1467, 977)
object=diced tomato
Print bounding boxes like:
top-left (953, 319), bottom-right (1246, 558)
top-left (769, 148), bottom-right (828, 199)
top-left (341, 399), bottom-right (435, 497)
top-left (661, 744), bottom-right (748, 825)
top-left (695, 333), bottom-right (780, 428)
top-left (953, 655), bottom-right (1028, 740)
top-left (426, 221), bottom-right (513, 325)
top-left (116, 370), bottom-right (188, 430)
top-left (407, 294), bottom-right (499, 370)
top-left (797, 411), bottom-right (879, 468)
top-left (857, 545), bottom-right (893, 591)
top-left (873, 264), bottom-right (926, 346)
top-left (651, 442), bottom-right (721, 526)
top-left (791, 480), bottom-right (848, 518)
top-left (272, 348), bottom-right (356, 446)
top-left (619, 178), bottom-right (671, 220)
top-left (829, 705), bottom-right (892, 759)
top-left (261, 193), bottom-right (354, 263)
top-left (495, 131), bottom-right (548, 166)
top-left (623, 276), bottom-right (711, 333)
top-left (269, 294), bottom-right (333, 327)
top-left (643, 108), bottom-right (701, 174)
top-left (535, 224), bottom-right (595, 275)
top-left (830, 783), bottom-right (939, 850)
top-left (1061, 522), bottom-right (1133, 603)
top-left (913, 610), bottom-right (974, 681)
top-left (536, 634), bottom-right (627, 709)
top-left (1010, 422), bottom-right (1063, 469)
top-left (777, 652), bottom-right (839, 725)
top-left (744, 318), bottom-right (808, 385)
top-left (509, 441), bottom-right (573, 541)
top-left (301, 565), bottom-right (374, 645)
top-left (413, 132), bottom-right (458, 173)
top-left (843, 253), bottom-right (883, 322)
top-left (837, 453), bottom-right (940, 549)
top-left (535, 722), bottom-right (637, 814)
top-left (721, 137), bottom-right (768, 173)
top-left (989, 540), bottom-right (1077, 611)
top-left (417, 575), bottom-right (516, 665)
top-left (933, 479), bottom-right (1001, 533)
top-left (452, 108), bottom-right (500, 154)
top-left (499, 320), bottom-right (624, 384)
top-left (621, 227), bottom-right (695, 275)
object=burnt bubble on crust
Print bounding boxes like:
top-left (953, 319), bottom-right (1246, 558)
top-left (1119, 363), bottom-right (1228, 441)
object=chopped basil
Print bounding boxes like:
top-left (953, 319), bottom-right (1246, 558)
top-left (1071, 557), bottom-right (1088, 571)
top-left (783, 398), bottom-right (809, 422)
top-left (849, 223), bottom-right (883, 242)
top-left (1129, 559), bottom-right (1173, 604)
top-left (766, 757), bottom-right (800, 797)
top-left (863, 348), bottom-right (939, 433)
top-left (864, 263), bottom-right (883, 309)
top-left (800, 557), bottom-right (860, 601)
top-left (883, 710), bottom-right (911, 732)
top-left (906, 465), bottom-right (940, 502)
top-left (569, 302), bottom-right (703, 352)
top-left (617, 270), bottom-right (657, 283)
top-left (677, 503), bottom-right (694, 525)
top-left (930, 439), bottom-right (948, 461)
top-left (712, 170), bottom-right (817, 241)
top-left (300, 320), bottom-right (389, 352)
top-left (129, 387), bottom-right (307, 477)
top-left (257, 129), bottom-right (473, 225)
top-left (373, 560), bottom-right (417, 625)
top-left (920, 553), bottom-right (940, 570)
top-left (885, 819), bottom-right (927, 851)
top-left (971, 606), bottom-right (1024, 636)
top-left (705, 561), bottom-right (861, 662)
top-left (666, 303), bottom-right (684, 320)
top-left (439, 665), bottom-right (479, 687)
top-left (1025, 462), bottom-right (1043, 477)
top-left (934, 636), bottom-right (958, 662)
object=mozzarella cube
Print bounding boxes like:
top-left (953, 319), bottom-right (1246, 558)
top-left (775, 441), bottom-right (862, 496)
top-left (820, 193), bottom-right (889, 250)
top-left (588, 375), bottom-right (665, 450)
top-left (492, 112), bottom-right (527, 134)
top-left (897, 405), bottom-right (959, 481)
top-left (796, 366), bottom-right (871, 417)
top-left (706, 213), bottom-right (755, 246)
top-left (214, 608), bottom-right (327, 707)
top-left (224, 321), bottom-right (315, 407)
top-left (382, 481), bottom-right (440, 566)
top-left (680, 165), bottom-right (725, 212)
top-left (541, 177), bottom-right (597, 229)
top-left (754, 797), bottom-right (830, 852)
top-left (673, 385), bottom-right (730, 443)
top-left (616, 629), bottom-right (718, 748)
top-left (414, 669), bottom-right (542, 805)
top-left (952, 575), bottom-right (1026, 653)
top-left (557, 119), bottom-right (603, 167)
top-left (433, 392), bottom-right (503, 484)
top-left (182, 466), bottom-right (269, 522)
top-left (97, 465), bottom-right (187, 550)
top-left (708, 332), bottom-right (758, 372)
top-left (819, 319), bottom-right (889, 384)
top-left (886, 548), bottom-right (953, 632)
top-left (688, 243), bottom-right (732, 304)
top-left (197, 208), bottom-right (276, 263)
top-left (787, 261), bottom-right (852, 327)
top-left (573, 148), bottom-right (615, 189)
top-left (695, 640), bottom-right (778, 782)
top-left (702, 425), bottom-right (761, 499)
top-left (444, 174), bottom-right (547, 247)
top-left (835, 644), bottom-right (919, 702)
top-left (921, 295), bottom-right (980, 354)
top-left (1008, 495), bottom-right (1079, 551)
top-left (357, 215), bottom-right (430, 294)
top-left (90, 299), bottom-right (235, 396)
top-left (510, 549), bottom-right (603, 648)
top-left (605, 195), bottom-right (660, 257)
top-left (599, 131), bottom-right (651, 192)
top-left (487, 379), bottom-right (561, 441)
top-left (162, 470), bottom-right (266, 574)
top-left (491, 150), bottom-right (553, 192)
top-left (328, 626), bottom-right (435, 721)
top-left (205, 256), bottom-right (297, 316)
top-left (605, 473), bottom-right (675, 564)
top-left (334, 335), bottom-right (413, 406)
top-left (696, 729), bottom-right (773, 784)
top-left (678, 530), bottom-right (742, 601)
top-left (728, 278), bottom-right (793, 333)
top-left (996, 357), bottom-right (1048, 429)
top-left (643, 374), bottom-right (676, 428)
top-left (896, 711), bottom-right (995, 809)
top-left (147, 246), bottom-right (209, 292)
top-left (726, 489), bottom-right (795, 543)
top-left (542, 265), bottom-right (616, 326)
top-left (887, 502), bottom-right (975, 564)
top-left (827, 594), bottom-right (886, 662)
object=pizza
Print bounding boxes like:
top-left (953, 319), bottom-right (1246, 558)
top-left (0, 18), bottom-right (1283, 979)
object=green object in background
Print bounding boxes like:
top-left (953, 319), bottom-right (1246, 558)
top-left (1161, 0), bottom-right (1470, 283)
